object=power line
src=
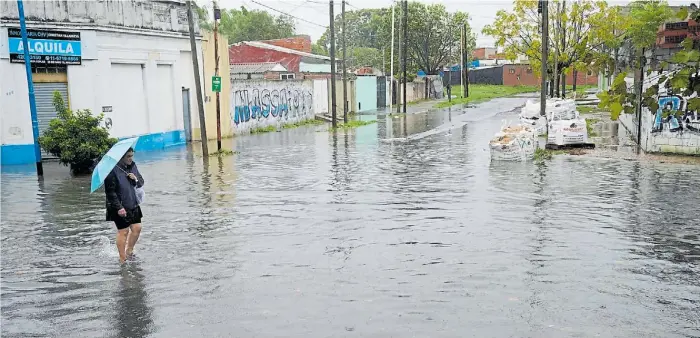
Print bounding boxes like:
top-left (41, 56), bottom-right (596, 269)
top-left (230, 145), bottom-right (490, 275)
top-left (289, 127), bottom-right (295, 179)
top-left (250, 0), bottom-right (327, 28)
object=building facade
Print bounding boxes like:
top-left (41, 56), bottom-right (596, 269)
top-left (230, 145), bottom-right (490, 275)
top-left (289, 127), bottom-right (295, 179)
top-left (0, 0), bottom-right (203, 166)
top-left (228, 37), bottom-right (340, 80)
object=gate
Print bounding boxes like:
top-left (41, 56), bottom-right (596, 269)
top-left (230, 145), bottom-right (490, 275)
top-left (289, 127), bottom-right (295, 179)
top-left (182, 88), bottom-right (192, 142)
top-left (35, 82), bottom-right (68, 159)
top-left (376, 76), bottom-right (387, 108)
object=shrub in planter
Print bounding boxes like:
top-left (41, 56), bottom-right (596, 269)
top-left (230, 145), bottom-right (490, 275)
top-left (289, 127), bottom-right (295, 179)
top-left (38, 91), bottom-right (117, 174)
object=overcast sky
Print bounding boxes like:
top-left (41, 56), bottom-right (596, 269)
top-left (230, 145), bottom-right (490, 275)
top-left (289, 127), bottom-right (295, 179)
top-left (201, 0), bottom-right (692, 48)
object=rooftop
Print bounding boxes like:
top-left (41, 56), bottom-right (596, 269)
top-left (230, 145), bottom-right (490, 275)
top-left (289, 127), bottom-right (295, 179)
top-left (232, 41), bottom-right (334, 61)
top-left (230, 62), bottom-right (287, 74)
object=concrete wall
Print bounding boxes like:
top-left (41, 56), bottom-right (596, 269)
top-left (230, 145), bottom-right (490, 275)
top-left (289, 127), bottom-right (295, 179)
top-left (619, 94), bottom-right (700, 155)
top-left (0, 0), bottom-right (199, 34)
top-left (230, 79), bottom-right (315, 134)
top-left (355, 76), bottom-right (377, 112)
top-left (502, 64), bottom-right (598, 87)
top-left (313, 79), bottom-right (329, 114)
top-left (329, 79), bottom-right (357, 115)
top-left (198, 30), bottom-right (232, 140)
top-left (399, 83), bottom-right (425, 103)
top-left (0, 26), bottom-right (202, 165)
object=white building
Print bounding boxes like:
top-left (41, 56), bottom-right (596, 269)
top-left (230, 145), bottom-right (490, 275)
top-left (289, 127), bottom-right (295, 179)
top-left (0, 0), bottom-right (204, 166)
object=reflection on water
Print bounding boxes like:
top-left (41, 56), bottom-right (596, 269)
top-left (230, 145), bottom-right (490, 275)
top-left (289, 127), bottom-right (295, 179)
top-left (115, 265), bottom-right (153, 338)
top-left (1, 101), bottom-right (699, 337)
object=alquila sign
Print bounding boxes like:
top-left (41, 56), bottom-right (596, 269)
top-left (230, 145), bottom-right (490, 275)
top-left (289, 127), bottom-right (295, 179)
top-left (8, 28), bottom-right (81, 65)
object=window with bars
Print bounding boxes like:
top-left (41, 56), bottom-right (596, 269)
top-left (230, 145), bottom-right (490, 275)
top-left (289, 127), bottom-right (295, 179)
top-left (665, 22), bottom-right (689, 31)
top-left (665, 35), bottom-right (686, 44)
top-left (31, 64), bottom-right (67, 74)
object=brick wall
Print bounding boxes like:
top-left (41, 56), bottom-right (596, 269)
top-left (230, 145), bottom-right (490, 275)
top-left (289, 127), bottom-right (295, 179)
top-left (501, 64), bottom-right (598, 87)
top-left (229, 44), bottom-right (301, 72)
top-left (260, 36), bottom-right (312, 53)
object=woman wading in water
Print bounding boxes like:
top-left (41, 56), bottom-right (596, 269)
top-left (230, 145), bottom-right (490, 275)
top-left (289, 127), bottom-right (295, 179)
top-left (104, 148), bottom-right (144, 263)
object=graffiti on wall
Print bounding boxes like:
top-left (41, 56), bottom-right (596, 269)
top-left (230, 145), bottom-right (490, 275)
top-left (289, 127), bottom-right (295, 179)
top-left (652, 95), bottom-right (700, 134)
top-left (232, 82), bottom-right (314, 126)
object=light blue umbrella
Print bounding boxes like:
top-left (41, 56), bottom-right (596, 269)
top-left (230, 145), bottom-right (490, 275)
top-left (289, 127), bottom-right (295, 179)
top-left (90, 137), bottom-right (139, 193)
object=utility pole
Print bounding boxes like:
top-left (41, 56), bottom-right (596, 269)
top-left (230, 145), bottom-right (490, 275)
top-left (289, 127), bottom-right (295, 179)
top-left (396, 1), bottom-right (401, 114)
top-left (461, 23), bottom-right (468, 98)
top-left (561, 0), bottom-right (567, 97)
top-left (553, 1), bottom-right (559, 98)
top-left (330, 0), bottom-right (337, 127)
top-left (342, 0), bottom-right (348, 123)
top-left (447, 21), bottom-right (452, 102)
top-left (213, 0), bottom-right (222, 151)
top-left (16, 0), bottom-right (42, 176)
top-left (401, 0), bottom-right (407, 114)
top-left (636, 49), bottom-right (645, 154)
top-left (459, 22), bottom-right (464, 96)
top-left (390, 1), bottom-right (395, 112)
top-left (187, 0), bottom-right (208, 155)
top-left (539, 0), bottom-right (548, 120)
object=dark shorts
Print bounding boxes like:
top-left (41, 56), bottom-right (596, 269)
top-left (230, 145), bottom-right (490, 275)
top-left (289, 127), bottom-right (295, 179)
top-left (107, 206), bottom-right (143, 230)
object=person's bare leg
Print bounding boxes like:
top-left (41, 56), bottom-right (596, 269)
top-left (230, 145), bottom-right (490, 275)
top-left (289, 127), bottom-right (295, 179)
top-left (116, 228), bottom-right (130, 263)
top-left (126, 223), bottom-right (142, 257)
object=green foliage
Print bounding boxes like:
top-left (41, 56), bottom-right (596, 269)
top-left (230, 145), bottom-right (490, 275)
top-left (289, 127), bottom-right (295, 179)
top-left (250, 125), bottom-right (277, 134)
top-left (435, 84), bottom-right (538, 108)
top-left (192, 2), bottom-right (212, 31)
top-left (282, 119), bottom-right (326, 129)
top-left (534, 148), bottom-right (553, 161)
top-left (202, 6), bottom-right (296, 44)
top-left (38, 91), bottom-right (117, 174)
top-left (577, 105), bottom-right (603, 115)
top-left (627, 1), bottom-right (673, 49)
top-left (316, 3), bottom-right (475, 74)
top-left (311, 43), bottom-right (328, 56)
top-left (598, 4), bottom-right (699, 124)
top-left (351, 47), bottom-right (383, 68)
top-left (586, 118), bottom-right (599, 137)
top-left (597, 73), bottom-right (635, 121)
top-left (330, 120), bottom-right (377, 130)
top-left (483, 0), bottom-right (608, 83)
top-left (209, 149), bottom-right (238, 157)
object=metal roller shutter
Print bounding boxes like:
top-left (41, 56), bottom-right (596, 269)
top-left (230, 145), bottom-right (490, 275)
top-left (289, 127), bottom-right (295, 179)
top-left (34, 82), bottom-right (68, 159)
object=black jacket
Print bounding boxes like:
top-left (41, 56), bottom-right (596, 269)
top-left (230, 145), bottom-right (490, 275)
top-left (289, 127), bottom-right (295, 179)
top-left (105, 162), bottom-right (144, 212)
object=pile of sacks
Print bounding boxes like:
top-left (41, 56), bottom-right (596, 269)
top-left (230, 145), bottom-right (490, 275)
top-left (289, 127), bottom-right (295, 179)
top-left (489, 123), bottom-right (538, 161)
top-left (518, 98), bottom-right (588, 146)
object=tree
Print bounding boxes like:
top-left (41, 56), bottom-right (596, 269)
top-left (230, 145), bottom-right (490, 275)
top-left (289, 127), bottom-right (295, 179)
top-left (192, 2), bottom-right (212, 31)
top-left (483, 0), bottom-right (609, 97)
top-left (351, 47), bottom-right (383, 68)
top-left (403, 2), bottom-right (473, 75)
top-left (315, 3), bottom-right (475, 75)
top-left (38, 92), bottom-right (117, 174)
top-left (596, 0), bottom-right (676, 120)
top-left (197, 6), bottom-right (296, 43)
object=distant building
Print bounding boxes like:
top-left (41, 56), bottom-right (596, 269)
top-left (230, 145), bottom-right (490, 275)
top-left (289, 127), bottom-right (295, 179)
top-left (230, 62), bottom-right (289, 80)
top-left (462, 64), bottom-right (598, 87)
top-left (228, 36), bottom-right (340, 80)
top-left (472, 47), bottom-right (498, 60)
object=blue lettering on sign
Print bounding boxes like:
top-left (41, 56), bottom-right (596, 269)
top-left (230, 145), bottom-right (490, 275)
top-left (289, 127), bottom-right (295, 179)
top-left (8, 38), bottom-right (82, 56)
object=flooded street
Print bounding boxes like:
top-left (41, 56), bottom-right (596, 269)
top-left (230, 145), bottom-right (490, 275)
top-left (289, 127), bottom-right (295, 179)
top-left (2, 97), bottom-right (699, 337)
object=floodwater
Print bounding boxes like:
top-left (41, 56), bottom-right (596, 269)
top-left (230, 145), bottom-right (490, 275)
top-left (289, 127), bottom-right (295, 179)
top-left (2, 97), bottom-right (699, 337)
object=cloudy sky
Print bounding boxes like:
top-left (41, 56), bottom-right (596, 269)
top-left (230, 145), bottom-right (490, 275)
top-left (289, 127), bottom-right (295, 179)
top-left (199, 0), bottom-right (512, 47)
top-left (201, 0), bottom-right (691, 48)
